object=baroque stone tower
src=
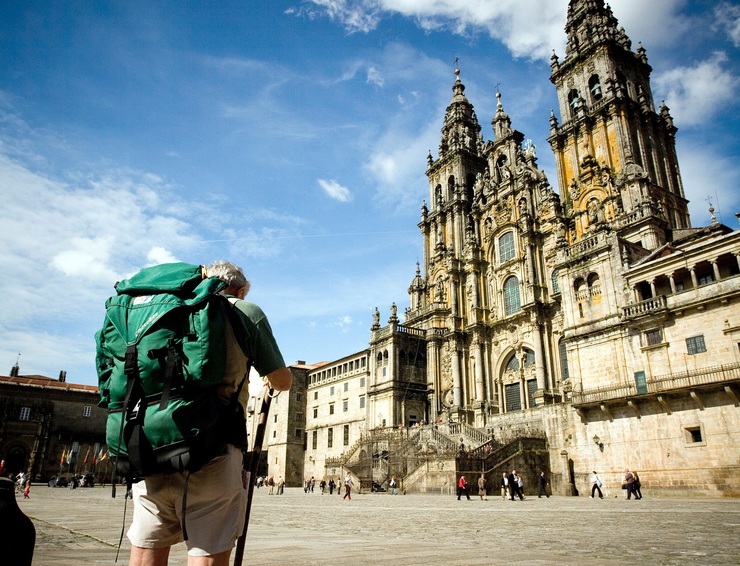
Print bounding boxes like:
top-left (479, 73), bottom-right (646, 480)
top-left (548, 0), bottom-right (688, 248)
top-left (359, 0), bottom-right (740, 496)
top-left (402, 65), bottom-right (563, 429)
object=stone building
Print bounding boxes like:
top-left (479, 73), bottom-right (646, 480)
top-left (280, 0), bottom-right (739, 497)
top-left (0, 370), bottom-right (109, 482)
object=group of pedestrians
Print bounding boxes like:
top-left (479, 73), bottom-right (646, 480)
top-left (588, 469), bottom-right (643, 499)
top-left (256, 475), bottom-right (285, 495)
top-left (300, 475), bottom-right (355, 499)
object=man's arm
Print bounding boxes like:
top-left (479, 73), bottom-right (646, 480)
top-left (265, 366), bottom-right (292, 391)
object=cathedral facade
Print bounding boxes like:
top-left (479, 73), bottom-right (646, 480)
top-left (272, 0), bottom-right (740, 496)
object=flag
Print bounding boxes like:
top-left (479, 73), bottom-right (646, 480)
top-left (67, 450), bottom-right (72, 464)
top-left (99, 451), bottom-right (108, 463)
top-left (83, 449), bottom-right (90, 464)
top-left (59, 450), bottom-right (66, 466)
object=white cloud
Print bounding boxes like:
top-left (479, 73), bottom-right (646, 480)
top-left (147, 246), bottom-right (180, 265)
top-left (366, 65), bottom-right (384, 87)
top-left (653, 52), bottom-right (738, 127)
top-left (714, 2), bottom-right (740, 47)
top-left (303, 0), bottom-right (700, 61)
top-left (675, 139), bottom-right (740, 227)
top-left (365, 117), bottom-right (438, 211)
top-left (333, 314), bottom-right (354, 333)
top-left (318, 178), bottom-right (353, 202)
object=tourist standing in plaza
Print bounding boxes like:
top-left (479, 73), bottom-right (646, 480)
top-left (390, 476), bottom-right (398, 495)
top-left (477, 474), bottom-right (488, 500)
top-left (500, 472), bottom-right (509, 500)
top-left (457, 475), bottom-right (470, 500)
top-left (538, 471), bottom-right (549, 498)
top-left (590, 471), bottom-right (604, 499)
top-left (124, 260), bottom-right (292, 566)
top-left (328, 478), bottom-right (335, 495)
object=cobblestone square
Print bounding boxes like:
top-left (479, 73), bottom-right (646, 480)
top-left (19, 485), bottom-right (740, 565)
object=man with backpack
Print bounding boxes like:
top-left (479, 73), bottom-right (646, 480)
top-left (101, 260), bottom-right (291, 566)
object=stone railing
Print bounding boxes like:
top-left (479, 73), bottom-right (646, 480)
top-left (622, 295), bottom-right (667, 318)
top-left (447, 422), bottom-right (489, 446)
top-left (562, 232), bottom-right (604, 261)
top-left (571, 361), bottom-right (740, 406)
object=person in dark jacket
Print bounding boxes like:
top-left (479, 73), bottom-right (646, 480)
top-left (508, 470), bottom-right (523, 500)
top-left (538, 471), bottom-right (550, 498)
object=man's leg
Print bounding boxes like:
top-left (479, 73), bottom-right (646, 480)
top-left (129, 545), bottom-right (171, 566)
top-left (188, 548), bottom-right (232, 566)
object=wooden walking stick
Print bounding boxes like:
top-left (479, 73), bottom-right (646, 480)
top-left (233, 385), bottom-right (274, 566)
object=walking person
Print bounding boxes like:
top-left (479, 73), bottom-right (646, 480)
top-left (632, 471), bottom-right (643, 499)
top-left (389, 476), bottom-right (398, 495)
top-left (623, 469), bottom-right (636, 499)
top-left (500, 472), bottom-right (509, 500)
top-left (538, 471), bottom-right (550, 498)
top-left (343, 474), bottom-right (353, 500)
top-left (457, 475), bottom-right (471, 500)
top-left (517, 473), bottom-right (525, 499)
top-left (590, 471), bottom-right (604, 499)
top-left (477, 474), bottom-right (488, 500)
top-left (328, 478), bottom-right (335, 495)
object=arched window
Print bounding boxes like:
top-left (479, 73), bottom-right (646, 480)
top-left (568, 89), bottom-right (580, 115)
top-left (574, 277), bottom-right (587, 301)
top-left (499, 231), bottom-right (516, 262)
top-left (505, 354), bottom-right (519, 372)
top-left (589, 74), bottom-right (602, 101)
top-left (523, 348), bottom-right (535, 368)
top-left (588, 273), bottom-right (601, 297)
top-left (551, 269), bottom-right (560, 295)
top-left (503, 276), bottom-right (521, 316)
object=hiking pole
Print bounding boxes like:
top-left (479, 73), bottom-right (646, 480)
top-left (233, 385), bottom-right (273, 566)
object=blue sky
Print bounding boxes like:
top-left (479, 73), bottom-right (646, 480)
top-left (1, 0), bottom-right (739, 387)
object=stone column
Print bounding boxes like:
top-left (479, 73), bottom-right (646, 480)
top-left (533, 324), bottom-right (547, 391)
top-left (452, 349), bottom-right (462, 407)
top-left (668, 273), bottom-right (676, 294)
top-left (690, 265), bottom-right (698, 289)
top-left (473, 341), bottom-right (485, 402)
top-left (711, 260), bottom-right (721, 282)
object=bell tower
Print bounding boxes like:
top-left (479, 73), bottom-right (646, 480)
top-left (548, 0), bottom-right (689, 250)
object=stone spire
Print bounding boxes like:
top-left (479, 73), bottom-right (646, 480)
top-left (563, 0), bottom-right (632, 59)
top-left (438, 67), bottom-right (483, 159)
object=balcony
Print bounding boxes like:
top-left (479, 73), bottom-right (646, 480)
top-left (571, 361), bottom-right (740, 408)
top-left (621, 295), bottom-right (667, 319)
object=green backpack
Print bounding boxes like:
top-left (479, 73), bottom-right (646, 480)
top-left (95, 262), bottom-right (249, 486)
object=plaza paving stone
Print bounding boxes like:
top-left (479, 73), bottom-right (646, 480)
top-left (16, 483), bottom-right (740, 565)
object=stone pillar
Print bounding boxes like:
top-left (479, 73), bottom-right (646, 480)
top-left (690, 265), bottom-right (698, 289)
top-left (533, 325), bottom-right (547, 392)
top-left (668, 273), bottom-right (676, 294)
top-left (473, 341), bottom-right (485, 401)
top-left (649, 279), bottom-right (657, 298)
top-left (452, 349), bottom-right (462, 406)
top-left (711, 260), bottom-right (721, 282)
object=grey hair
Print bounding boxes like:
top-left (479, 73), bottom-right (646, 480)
top-left (207, 260), bottom-right (251, 295)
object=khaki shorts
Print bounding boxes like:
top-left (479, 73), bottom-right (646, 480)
top-left (127, 445), bottom-right (246, 557)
